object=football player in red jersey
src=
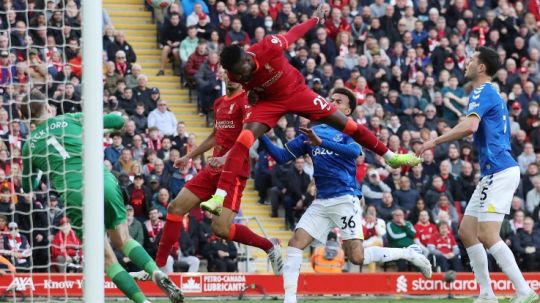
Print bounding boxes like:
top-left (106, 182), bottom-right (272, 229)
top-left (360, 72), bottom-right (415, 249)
top-left (150, 69), bottom-right (284, 275)
top-left (201, 2), bottom-right (421, 216)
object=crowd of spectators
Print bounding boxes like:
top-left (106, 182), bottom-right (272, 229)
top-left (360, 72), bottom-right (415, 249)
top-left (1, 0), bottom-right (540, 275)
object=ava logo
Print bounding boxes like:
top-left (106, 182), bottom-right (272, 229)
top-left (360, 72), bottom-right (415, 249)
top-left (181, 276), bottom-right (202, 293)
top-left (7, 277), bottom-right (35, 291)
top-left (396, 275), bottom-right (408, 293)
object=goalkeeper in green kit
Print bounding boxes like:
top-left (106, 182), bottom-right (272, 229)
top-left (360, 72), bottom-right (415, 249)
top-left (20, 90), bottom-right (183, 303)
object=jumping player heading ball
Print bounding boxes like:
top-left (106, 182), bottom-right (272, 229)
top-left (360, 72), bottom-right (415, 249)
top-left (199, 1), bottom-right (422, 216)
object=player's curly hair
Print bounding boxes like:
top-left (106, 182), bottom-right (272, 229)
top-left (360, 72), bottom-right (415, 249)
top-left (20, 89), bottom-right (48, 121)
top-left (477, 46), bottom-right (500, 77)
top-left (332, 87), bottom-right (357, 113)
top-left (220, 44), bottom-right (244, 71)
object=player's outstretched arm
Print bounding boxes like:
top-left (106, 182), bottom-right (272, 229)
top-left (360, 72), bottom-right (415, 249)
top-left (104, 113), bottom-right (125, 129)
top-left (282, 17), bottom-right (320, 46)
top-left (300, 128), bottom-right (362, 159)
top-left (417, 115), bottom-right (479, 156)
top-left (259, 135), bottom-right (300, 164)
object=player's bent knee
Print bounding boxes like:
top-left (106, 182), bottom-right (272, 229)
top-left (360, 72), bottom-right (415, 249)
top-left (349, 254), bottom-right (364, 265)
top-left (211, 220), bottom-right (230, 239)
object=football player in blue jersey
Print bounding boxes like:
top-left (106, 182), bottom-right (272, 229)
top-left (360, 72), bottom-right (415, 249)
top-left (259, 87), bottom-right (432, 303)
top-left (418, 47), bottom-right (538, 303)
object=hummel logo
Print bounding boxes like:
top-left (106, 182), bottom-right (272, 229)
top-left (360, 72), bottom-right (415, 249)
top-left (471, 94), bottom-right (480, 100)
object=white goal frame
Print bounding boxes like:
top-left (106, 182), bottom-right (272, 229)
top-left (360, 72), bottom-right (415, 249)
top-left (81, 0), bottom-right (104, 302)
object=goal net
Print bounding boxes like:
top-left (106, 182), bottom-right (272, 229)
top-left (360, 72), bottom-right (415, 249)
top-left (0, 0), bottom-right (104, 301)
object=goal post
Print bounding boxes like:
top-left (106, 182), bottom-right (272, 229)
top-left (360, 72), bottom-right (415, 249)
top-left (81, 0), bottom-right (104, 302)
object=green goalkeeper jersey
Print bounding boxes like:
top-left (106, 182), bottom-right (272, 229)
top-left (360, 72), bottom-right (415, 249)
top-left (22, 113), bottom-right (124, 194)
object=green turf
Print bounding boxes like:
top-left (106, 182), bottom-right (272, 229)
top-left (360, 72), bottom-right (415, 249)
top-left (102, 299), bottom-right (511, 303)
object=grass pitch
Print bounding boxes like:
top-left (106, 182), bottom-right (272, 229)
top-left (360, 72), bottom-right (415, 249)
top-left (102, 298), bottom-right (511, 303)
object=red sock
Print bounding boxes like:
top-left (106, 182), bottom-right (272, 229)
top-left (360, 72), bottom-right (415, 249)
top-left (155, 213), bottom-right (183, 267)
top-left (228, 224), bottom-right (273, 252)
top-left (343, 119), bottom-right (388, 156)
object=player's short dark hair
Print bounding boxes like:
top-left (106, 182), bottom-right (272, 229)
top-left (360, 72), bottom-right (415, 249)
top-left (477, 46), bottom-right (500, 77)
top-left (220, 44), bottom-right (244, 71)
top-left (20, 89), bottom-right (47, 121)
top-left (332, 87), bottom-right (357, 113)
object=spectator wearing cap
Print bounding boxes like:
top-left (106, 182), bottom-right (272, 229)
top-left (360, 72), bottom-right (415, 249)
top-left (312, 78), bottom-right (327, 97)
top-left (50, 218), bottom-right (82, 273)
top-left (113, 50), bottom-right (132, 77)
top-left (124, 174), bottom-right (153, 222)
top-left (104, 132), bottom-right (124, 165)
top-left (225, 18), bottom-right (251, 46)
top-left (195, 13), bottom-right (213, 41)
top-left (126, 205), bottom-right (145, 247)
top-left (362, 170), bottom-right (392, 207)
top-left (148, 100), bottom-right (178, 137)
top-left (157, 13), bottom-right (185, 77)
top-left (2, 222), bottom-right (31, 270)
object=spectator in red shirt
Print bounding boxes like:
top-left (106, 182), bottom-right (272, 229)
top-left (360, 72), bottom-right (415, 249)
top-left (414, 210), bottom-right (437, 255)
top-left (267, 0), bottom-right (283, 21)
top-left (50, 218), bottom-right (82, 273)
top-left (144, 208), bottom-right (165, 247)
top-left (428, 221), bottom-right (463, 272)
top-left (325, 7), bottom-right (350, 41)
top-left (123, 174), bottom-right (153, 222)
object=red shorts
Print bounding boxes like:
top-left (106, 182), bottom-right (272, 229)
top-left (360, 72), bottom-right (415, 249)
top-left (245, 86), bottom-right (337, 128)
top-left (185, 167), bottom-right (247, 213)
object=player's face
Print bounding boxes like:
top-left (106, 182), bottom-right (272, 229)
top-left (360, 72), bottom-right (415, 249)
top-left (230, 54), bottom-right (254, 83)
top-left (465, 52), bottom-right (480, 81)
top-left (329, 93), bottom-right (351, 116)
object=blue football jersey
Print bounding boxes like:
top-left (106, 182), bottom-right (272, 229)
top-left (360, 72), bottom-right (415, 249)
top-left (466, 82), bottom-right (517, 176)
top-left (285, 124), bottom-right (362, 199)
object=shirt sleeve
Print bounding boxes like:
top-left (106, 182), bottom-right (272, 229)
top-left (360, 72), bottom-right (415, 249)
top-left (466, 89), bottom-right (492, 120)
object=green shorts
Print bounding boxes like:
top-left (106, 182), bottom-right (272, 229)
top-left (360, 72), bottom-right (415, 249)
top-left (61, 171), bottom-right (127, 239)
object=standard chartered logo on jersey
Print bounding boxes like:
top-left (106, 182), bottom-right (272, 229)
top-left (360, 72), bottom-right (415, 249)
top-left (396, 275), bottom-right (408, 293)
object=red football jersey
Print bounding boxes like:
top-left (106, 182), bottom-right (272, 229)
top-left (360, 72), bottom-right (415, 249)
top-left (430, 233), bottom-right (457, 254)
top-left (414, 222), bottom-right (437, 246)
top-left (213, 91), bottom-right (251, 157)
top-left (236, 35), bottom-right (306, 100)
